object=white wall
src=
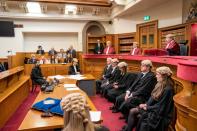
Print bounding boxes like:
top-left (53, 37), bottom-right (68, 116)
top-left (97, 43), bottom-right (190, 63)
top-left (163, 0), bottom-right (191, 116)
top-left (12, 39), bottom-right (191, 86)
top-left (112, 0), bottom-right (183, 34)
top-left (0, 20), bottom-right (112, 57)
top-left (24, 32), bottom-right (78, 52)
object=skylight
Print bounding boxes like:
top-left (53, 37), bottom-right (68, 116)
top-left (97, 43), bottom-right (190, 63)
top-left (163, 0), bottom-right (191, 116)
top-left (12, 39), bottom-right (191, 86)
top-left (26, 2), bottom-right (41, 14)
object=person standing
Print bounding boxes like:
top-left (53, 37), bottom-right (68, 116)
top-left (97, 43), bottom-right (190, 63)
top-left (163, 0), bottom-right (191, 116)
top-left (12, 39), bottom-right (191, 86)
top-left (94, 40), bottom-right (104, 54)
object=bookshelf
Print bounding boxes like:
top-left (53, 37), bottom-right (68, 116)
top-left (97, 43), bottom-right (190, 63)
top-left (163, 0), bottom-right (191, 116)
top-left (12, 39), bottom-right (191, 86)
top-left (117, 33), bottom-right (136, 54)
top-left (159, 24), bottom-right (187, 48)
top-left (86, 35), bottom-right (105, 54)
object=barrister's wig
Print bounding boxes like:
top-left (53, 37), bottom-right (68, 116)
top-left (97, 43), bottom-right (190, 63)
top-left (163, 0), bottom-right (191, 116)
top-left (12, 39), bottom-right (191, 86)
top-left (61, 93), bottom-right (94, 131)
top-left (72, 58), bottom-right (78, 63)
top-left (156, 66), bottom-right (173, 76)
top-left (111, 58), bottom-right (119, 63)
top-left (106, 57), bottom-right (112, 61)
top-left (118, 62), bottom-right (128, 68)
top-left (141, 60), bottom-right (152, 67)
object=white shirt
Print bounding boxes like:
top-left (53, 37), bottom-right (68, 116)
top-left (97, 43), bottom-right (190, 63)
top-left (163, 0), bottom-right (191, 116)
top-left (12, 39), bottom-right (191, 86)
top-left (106, 47), bottom-right (110, 54)
top-left (131, 48), bottom-right (137, 55)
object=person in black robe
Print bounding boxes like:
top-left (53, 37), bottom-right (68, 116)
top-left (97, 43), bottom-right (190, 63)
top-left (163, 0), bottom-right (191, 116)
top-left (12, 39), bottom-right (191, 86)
top-left (36, 45), bottom-right (45, 55)
top-left (0, 62), bottom-right (6, 72)
top-left (100, 58), bottom-right (121, 97)
top-left (68, 58), bottom-right (80, 75)
top-left (106, 62), bottom-right (137, 103)
top-left (96, 57), bottom-right (113, 94)
top-left (31, 63), bottom-right (46, 85)
top-left (122, 66), bottom-right (174, 131)
top-left (111, 60), bottom-right (157, 120)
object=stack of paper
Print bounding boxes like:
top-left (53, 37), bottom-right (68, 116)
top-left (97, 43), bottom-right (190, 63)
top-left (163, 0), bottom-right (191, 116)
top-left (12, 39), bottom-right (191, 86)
top-left (90, 111), bottom-right (101, 122)
top-left (64, 84), bottom-right (77, 88)
top-left (67, 75), bottom-right (87, 80)
top-left (48, 75), bottom-right (66, 80)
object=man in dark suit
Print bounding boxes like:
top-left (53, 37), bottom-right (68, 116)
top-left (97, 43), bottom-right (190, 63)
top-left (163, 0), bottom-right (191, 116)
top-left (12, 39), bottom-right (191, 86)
top-left (31, 63), bottom-right (46, 85)
top-left (106, 62), bottom-right (137, 103)
top-left (112, 60), bottom-right (157, 119)
top-left (94, 40), bottom-right (104, 54)
top-left (101, 58), bottom-right (121, 97)
top-left (28, 54), bottom-right (37, 64)
top-left (36, 45), bottom-right (45, 55)
top-left (67, 45), bottom-right (77, 58)
top-left (68, 58), bottom-right (80, 75)
top-left (0, 62), bottom-right (6, 72)
top-left (48, 47), bottom-right (57, 56)
top-left (96, 57), bottom-right (113, 94)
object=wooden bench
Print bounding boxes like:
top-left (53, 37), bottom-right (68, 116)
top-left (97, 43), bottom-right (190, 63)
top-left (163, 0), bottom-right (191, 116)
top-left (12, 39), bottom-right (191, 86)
top-left (0, 66), bottom-right (30, 128)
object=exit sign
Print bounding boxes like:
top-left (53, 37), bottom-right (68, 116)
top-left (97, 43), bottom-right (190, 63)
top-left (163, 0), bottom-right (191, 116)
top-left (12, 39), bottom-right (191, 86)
top-left (144, 16), bottom-right (150, 21)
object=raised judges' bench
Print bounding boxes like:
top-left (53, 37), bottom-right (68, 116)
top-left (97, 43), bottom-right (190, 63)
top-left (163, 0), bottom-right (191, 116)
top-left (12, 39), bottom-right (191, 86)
top-left (82, 54), bottom-right (197, 131)
top-left (0, 66), bottom-right (30, 128)
top-left (18, 74), bottom-right (96, 131)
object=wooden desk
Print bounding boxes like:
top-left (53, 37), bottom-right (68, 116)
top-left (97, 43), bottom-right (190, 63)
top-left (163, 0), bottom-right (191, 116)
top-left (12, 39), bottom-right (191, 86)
top-left (0, 66), bottom-right (30, 128)
top-left (25, 64), bottom-right (71, 77)
top-left (18, 75), bottom-right (96, 131)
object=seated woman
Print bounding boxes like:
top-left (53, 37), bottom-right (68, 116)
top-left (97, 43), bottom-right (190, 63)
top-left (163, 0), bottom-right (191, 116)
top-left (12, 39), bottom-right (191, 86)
top-left (122, 66), bottom-right (174, 131)
top-left (130, 42), bottom-right (141, 55)
top-left (103, 41), bottom-right (115, 54)
top-left (61, 93), bottom-right (109, 131)
top-left (28, 54), bottom-right (37, 64)
top-left (31, 63), bottom-right (46, 85)
top-left (68, 58), bottom-right (80, 75)
top-left (165, 34), bottom-right (180, 56)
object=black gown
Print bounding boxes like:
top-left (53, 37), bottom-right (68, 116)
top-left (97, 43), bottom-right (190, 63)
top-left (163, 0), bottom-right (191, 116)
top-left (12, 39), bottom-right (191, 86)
top-left (136, 85), bottom-right (174, 131)
top-left (31, 66), bottom-right (46, 85)
top-left (107, 72), bottom-right (137, 102)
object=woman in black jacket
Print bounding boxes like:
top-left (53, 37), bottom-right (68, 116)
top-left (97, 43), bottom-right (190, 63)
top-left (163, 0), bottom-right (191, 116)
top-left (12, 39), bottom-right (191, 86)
top-left (122, 66), bottom-right (174, 131)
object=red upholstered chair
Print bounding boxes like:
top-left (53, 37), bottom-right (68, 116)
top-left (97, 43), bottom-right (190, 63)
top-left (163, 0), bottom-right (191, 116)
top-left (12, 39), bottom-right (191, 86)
top-left (143, 49), bottom-right (167, 56)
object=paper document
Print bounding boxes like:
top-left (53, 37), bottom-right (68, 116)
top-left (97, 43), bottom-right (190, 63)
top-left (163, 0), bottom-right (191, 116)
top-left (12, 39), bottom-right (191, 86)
top-left (67, 75), bottom-right (86, 80)
top-left (66, 87), bottom-right (80, 91)
top-left (90, 111), bottom-right (101, 122)
top-left (48, 75), bottom-right (66, 80)
top-left (64, 84), bottom-right (77, 88)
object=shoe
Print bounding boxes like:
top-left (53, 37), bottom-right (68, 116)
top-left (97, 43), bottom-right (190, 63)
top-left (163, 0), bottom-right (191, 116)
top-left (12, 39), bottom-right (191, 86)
top-left (109, 106), bottom-right (115, 110)
top-left (112, 109), bottom-right (119, 113)
top-left (119, 116), bottom-right (125, 120)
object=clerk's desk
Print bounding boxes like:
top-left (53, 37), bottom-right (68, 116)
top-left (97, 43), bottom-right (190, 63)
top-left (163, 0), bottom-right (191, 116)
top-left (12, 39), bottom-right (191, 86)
top-left (18, 74), bottom-right (96, 131)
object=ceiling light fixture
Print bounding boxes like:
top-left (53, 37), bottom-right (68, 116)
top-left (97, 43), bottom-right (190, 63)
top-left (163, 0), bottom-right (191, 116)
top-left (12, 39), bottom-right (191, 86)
top-left (65, 5), bottom-right (77, 15)
top-left (26, 2), bottom-right (41, 14)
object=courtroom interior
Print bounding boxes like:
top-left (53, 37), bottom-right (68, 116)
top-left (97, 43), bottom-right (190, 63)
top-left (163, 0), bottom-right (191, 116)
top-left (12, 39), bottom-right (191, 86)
top-left (0, 0), bottom-right (197, 131)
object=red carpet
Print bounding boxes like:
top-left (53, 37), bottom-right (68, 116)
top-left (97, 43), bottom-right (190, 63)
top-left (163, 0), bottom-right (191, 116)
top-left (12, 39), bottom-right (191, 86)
top-left (0, 90), bottom-right (125, 131)
top-left (0, 88), bottom-right (40, 131)
top-left (90, 95), bottom-right (125, 131)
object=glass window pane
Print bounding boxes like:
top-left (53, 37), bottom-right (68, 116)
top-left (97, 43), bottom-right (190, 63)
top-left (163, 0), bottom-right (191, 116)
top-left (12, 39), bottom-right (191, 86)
top-left (149, 34), bottom-right (154, 44)
top-left (142, 35), bottom-right (147, 44)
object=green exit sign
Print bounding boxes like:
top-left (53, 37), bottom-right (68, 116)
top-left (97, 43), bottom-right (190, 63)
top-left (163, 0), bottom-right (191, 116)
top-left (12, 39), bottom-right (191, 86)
top-left (144, 16), bottom-right (150, 21)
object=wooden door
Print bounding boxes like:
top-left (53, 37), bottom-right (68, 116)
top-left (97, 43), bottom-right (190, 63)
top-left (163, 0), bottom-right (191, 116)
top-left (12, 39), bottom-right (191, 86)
top-left (137, 20), bottom-right (158, 50)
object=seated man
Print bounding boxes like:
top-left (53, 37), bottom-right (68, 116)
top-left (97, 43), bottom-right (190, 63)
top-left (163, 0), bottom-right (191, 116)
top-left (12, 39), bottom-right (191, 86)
top-left (28, 54), bottom-right (37, 64)
top-left (48, 47), bottom-right (57, 56)
top-left (165, 34), bottom-right (180, 56)
top-left (96, 57), bottom-right (113, 94)
top-left (103, 41), bottom-right (115, 54)
top-left (107, 62), bottom-right (137, 103)
top-left (31, 63), bottom-right (46, 85)
top-left (68, 58), bottom-right (80, 75)
top-left (36, 45), bottom-right (45, 55)
top-left (122, 66), bottom-right (174, 131)
top-left (130, 42), bottom-right (141, 55)
top-left (111, 60), bottom-right (157, 120)
top-left (100, 58), bottom-right (121, 97)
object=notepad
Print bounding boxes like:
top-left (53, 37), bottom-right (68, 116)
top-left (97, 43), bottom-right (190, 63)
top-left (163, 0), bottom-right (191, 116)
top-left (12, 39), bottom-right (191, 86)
top-left (66, 87), bottom-right (80, 91)
top-left (64, 84), bottom-right (77, 88)
top-left (90, 111), bottom-right (101, 122)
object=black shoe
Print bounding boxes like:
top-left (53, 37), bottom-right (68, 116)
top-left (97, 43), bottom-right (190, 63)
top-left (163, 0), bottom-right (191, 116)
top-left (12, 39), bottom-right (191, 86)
top-left (119, 116), bottom-right (125, 120)
top-left (112, 109), bottom-right (119, 113)
top-left (109, 106), bottom-right (115, 110)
